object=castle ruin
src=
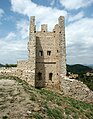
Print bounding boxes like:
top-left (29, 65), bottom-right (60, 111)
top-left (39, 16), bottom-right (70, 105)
top-left (0, 16), bottom-right (66, 90)
top-left (17, 16), bottom-right (66, 89)
top-left (0, 16), bottom-right (93, 102)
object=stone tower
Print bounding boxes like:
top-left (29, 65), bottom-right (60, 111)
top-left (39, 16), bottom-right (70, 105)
top-left (28, 16), bottom-right (66, 89)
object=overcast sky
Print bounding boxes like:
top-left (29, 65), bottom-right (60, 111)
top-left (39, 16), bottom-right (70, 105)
top-left (0, 0), bottom-right (93, 64)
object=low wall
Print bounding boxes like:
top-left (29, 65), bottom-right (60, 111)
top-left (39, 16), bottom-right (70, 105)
top-left (0, 67), bottom-right (35, 87)
top-left (17, 60), bottom-right (28, 69)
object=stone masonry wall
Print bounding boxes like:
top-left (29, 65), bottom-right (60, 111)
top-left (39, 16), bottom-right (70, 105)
top-left (35, 32), bottom-right (59, 88)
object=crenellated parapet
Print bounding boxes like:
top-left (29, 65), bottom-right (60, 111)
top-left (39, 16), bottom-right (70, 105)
top-left (41, 24), bottom-right (47, 32)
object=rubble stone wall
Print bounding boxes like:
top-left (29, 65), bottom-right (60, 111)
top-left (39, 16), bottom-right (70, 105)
top-left (61, 77), bottom-right (93, 103)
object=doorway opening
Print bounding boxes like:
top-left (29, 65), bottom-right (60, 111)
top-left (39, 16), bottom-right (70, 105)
top-left (38, 72), bottom-right (42, 80)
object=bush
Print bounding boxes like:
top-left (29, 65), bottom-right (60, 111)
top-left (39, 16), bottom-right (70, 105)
top-left (5, 64), bottom-right (17, 67)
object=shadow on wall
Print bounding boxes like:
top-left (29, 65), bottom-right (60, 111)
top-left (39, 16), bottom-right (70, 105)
top-left (35, 37), bottom-right (45, 88)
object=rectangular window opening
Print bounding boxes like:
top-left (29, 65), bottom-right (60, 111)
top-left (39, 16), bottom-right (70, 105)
top-left (39, 51), bottom-right (43, 56)
top-left (47, 51), bottom-right (51, 56)
top-left (49, 73), bottom-right (53, 81)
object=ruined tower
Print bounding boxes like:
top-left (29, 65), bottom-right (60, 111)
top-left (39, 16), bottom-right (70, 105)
top-left (28, 16), bottom-right (66, 89)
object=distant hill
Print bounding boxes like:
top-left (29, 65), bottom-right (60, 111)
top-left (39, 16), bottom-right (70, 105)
top-left (67, 64), bottom-right (93, 74)
top-left (0, 64), bottom-right (17, 68)
top-left (87, 64), bottom-right (93, 69)
top-left (0, 64), bottom-right (4, 67)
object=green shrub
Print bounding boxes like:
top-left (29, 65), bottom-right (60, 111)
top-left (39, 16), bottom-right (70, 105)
top-left (2, 116), bottom-right (8, 119)
top-left (44, 103), bottom-right (64, 119)
top-left (34, 113), bottom-right (43, 119)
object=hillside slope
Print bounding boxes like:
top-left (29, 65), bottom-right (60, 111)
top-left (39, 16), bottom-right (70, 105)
top-left (0, 76), bottom-right (93, 119)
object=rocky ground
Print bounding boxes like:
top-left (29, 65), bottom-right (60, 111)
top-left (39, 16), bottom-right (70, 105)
top-left (0, 76), bottom-right (93, 119)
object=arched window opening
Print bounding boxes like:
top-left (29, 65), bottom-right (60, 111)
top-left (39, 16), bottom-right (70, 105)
top-left (39, 51), bottom-right (43, 56)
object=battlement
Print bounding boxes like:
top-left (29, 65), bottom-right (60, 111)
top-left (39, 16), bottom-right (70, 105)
top-left (30, 16), bottom-right (65, 33)
top-left (41, 24), bottom-right (47, 32)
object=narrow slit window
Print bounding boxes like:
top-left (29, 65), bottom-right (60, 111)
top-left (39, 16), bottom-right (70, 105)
top-left (47, 51), bottom-right (51, 56)
top-left (49, 73), bottom-right (53, 81)
top-left (39, 51), bottom-right (43, 56)
top-left (38, 72), bottom-right (42, 80)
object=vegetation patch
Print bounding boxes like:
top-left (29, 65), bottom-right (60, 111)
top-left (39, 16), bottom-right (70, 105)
top-left (34, 113), bottom-right (43, 119)
top-left (78, 75), bottom-right (93, 91)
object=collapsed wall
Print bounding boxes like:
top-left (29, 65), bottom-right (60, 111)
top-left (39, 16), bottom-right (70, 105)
top-left (61, 77), bottom-right (93, 103)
